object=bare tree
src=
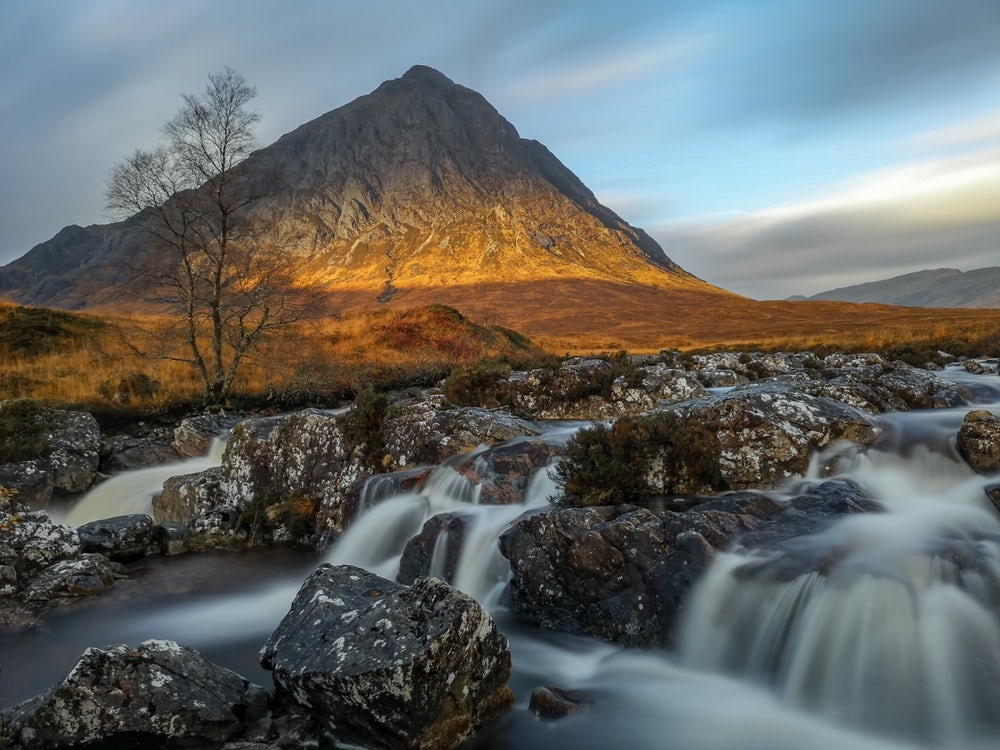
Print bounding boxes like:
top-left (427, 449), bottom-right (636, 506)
top-left (106, 68), bottom-right (309, 404)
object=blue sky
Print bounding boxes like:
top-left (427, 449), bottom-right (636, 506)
top-left (1, 0), bottom-right (998, 299)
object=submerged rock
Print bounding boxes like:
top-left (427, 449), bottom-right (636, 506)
top-left (2, 639), bottom-right (270, 749)
top-left (261, 563), bottom-right (514, 749)
top-left (529, 686), bottom-right (595, 719)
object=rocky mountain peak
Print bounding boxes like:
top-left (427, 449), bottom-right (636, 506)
top-left (1, 66), bottom-right (712, 311)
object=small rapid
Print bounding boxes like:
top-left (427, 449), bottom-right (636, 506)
top-left (678, 420), bottom-right (1000, 748)
top-left (6, 367), bottom-right (1000, 749)
top-left (60, 437), bottom-right (228, 526)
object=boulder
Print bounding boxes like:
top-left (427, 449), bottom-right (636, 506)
top-left (0, 508), bottom-right (120, 610)
top-left (20, 554), bottom-right (117, 602)
top-left (956, 410), bottom-right (1000, 473)
top-left (220, 409), bottom-right (368, 540)
top-left (502, 358), bottom-right (707, 419)
top-left (99, 428), bottom-right (178, 473)
top-left (173, 413), bottom-right (237, 457)
top-left (77, 514), bottom-right (154, 560)
top-left (671, 384), bottom-right (878, 490)
top-left (152, 466), bottom-right (224, 524)
top-left (816, 357), bottom-right (967, 412)
top-left (382, 398), bottom-right (540, 467)
top-left (500, 480), bottom-right (878, 647)
top-left (44, 409), bottom-right (102, 494)
top-left (0, 409), bottom-right (101, 505)
top-left (3, 639), bottom-right (270, 749)
top-left (260, 564), bottom-right (514, 750)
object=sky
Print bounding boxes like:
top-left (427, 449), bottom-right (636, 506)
top-left (1, 0), bottom-right (998, 300)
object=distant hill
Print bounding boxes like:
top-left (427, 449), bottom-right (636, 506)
top-left (801, 268), bottom-right (1000, 308)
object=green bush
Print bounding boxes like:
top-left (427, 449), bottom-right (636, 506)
top-left (554, 412), bottom-right (723, 506)
top-left (0, 398), bottom-right (54, 463)
top-left (340, 385), bottom-right (399, 471)
top-left (443, 361), bottom-right (513, 407)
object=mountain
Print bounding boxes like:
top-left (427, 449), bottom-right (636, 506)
top-left (0, 65), bottom-right (724, 322)
top-left (802, 268), bottom-right (1000, 308)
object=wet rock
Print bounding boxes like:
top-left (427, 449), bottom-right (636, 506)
top-left (528, 686), bottom-right (594, 719)
top-left (173, 413), bottom-right (236, 457)
top-left (261, 564), bottom-right (514, 750)
top-left (956, 410), bottom-right (1000, 473)
top-left (984, 483), bottom-right (1000, 514)
top-left (450, 438), bottom-right (560, 506)
top-left (672, 385), bottom-right (878, 490)
top-left (151, 521), bottom-right (189, 555)
top-left (77, 513), bottom-right (154, 561)
top-left (221, 409), bottom-right (368, 539)
top-left (191, 504), bottom-right (240, 536)
top-left (3, 639), bottom-right (270, 749)
top-left (500, 480), bottom-right (878, 647)
top-left (152, 466), bottom-right (224, 524)
top-left (100, 428), bottom-right (178, 473)
top-left (397, 512), bottom-right (468, 585)
top-left (382, 399), bottom-right (540, 467)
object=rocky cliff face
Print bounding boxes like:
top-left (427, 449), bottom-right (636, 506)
top-left (0, 65), bottom-right (713, 311)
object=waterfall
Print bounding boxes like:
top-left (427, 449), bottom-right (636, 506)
top-left (61, 437), bottom-right (228, 526)
top-left (678, 442), bottom-right (1000, 747)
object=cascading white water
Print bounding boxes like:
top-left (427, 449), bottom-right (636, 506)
top-left (678, 439), bottom-right (1000, 748)
top-left (323, 450), bottom-right (555, 603)
top-left (10, 370), bottom-right (1000, 750)
top-left (61, 437), bottom-right (228, 526)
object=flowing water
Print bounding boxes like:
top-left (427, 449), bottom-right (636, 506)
top-left (5, 369), bottom-right (1000, 749)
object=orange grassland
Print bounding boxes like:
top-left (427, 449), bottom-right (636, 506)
top-left (4, 287), bottom-right (1000, 411)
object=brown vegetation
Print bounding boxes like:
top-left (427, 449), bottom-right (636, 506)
top-left (3, 286), bottom-right (1000, 417)
top-left (0, 302), bottom-right (545, 413)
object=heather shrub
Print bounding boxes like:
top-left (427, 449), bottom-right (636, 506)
top-left (0, 398), bottom-right (53, 463)
top-left (554, 412), bottom-right (723, 506)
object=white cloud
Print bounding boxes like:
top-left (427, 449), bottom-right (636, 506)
top-left (658, 141), bottom-right (1000, 300)
top-left (509, 39), bottom-right (703, 103)
top-left (904, 108), bottom-right (1000, 152)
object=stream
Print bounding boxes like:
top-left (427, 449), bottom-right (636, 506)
top-left (4, 367), bottom-right (1000, 749)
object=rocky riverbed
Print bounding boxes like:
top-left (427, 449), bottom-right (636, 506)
top-left (2, 350), bottom-right (999, 748)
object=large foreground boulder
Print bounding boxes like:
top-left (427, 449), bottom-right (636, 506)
top-left (260, 564), bottom-right (514, 749)
top-left (2, 639), bottom-right (270, 749)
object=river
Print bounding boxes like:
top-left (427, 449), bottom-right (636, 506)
top-left (3, 366), bottom-right (1000, 749)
